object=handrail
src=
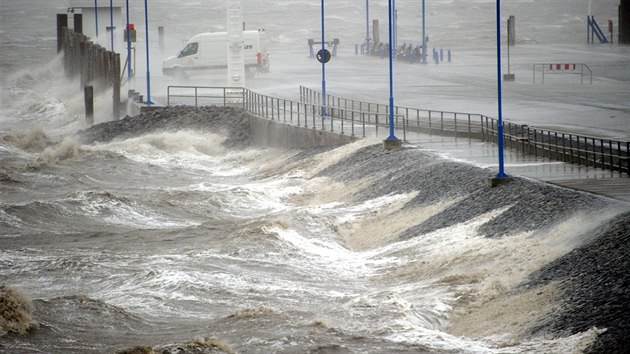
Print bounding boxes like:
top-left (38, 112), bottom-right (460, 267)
top-left (164, 85), bottom-right (628, 175)
top-left (166, 86), bottom-right (247, 108)
top-left (299, 85), bottom-right (629, 175)
top-left (166, 85), bottom-right (407, 140)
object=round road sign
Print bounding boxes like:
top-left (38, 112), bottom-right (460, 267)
top-left (316, 49), bottom-right (331, 63)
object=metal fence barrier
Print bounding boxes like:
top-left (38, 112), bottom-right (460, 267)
top-left (298, 86), bottom-right (629, 175)
top-left (532, 63), bottom-right (593, 84)
top-left (166, 85), bottom-right (407, 140)
top-left (165, 85), bottom-right (629, 176)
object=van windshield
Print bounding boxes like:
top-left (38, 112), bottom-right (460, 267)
top-left (179, 42), bottom-right (198, 57)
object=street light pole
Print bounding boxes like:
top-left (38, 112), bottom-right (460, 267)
top-left (365, 0), bottom-right (370, 46)
top-left (321, 0), bottom-right (327, 116)
top-left (144, 0), bottom-right (153, 105)
top-left (422, 0), bottom-right (427, 64)
top-left (125, 0), bottom-right (131, 81)
top-left (109, 0), bottom-right (114, 51)
top-left (94, 0), bottom-right (99, 38)
top-left (384, 0), bottom-right (401, 149)
top-left (491, 0), bottom-right (511, 185)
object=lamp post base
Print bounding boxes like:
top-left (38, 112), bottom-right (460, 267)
top-left (503, 73), bottom-right (515, 81)
top-left (383, 138), bottom-right (402, 150)
top-left (489, 176), bottom-right (513, 187)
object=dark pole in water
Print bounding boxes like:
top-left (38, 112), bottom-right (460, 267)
top-left (144, 0), bottom-right (153, 105)
top-left (84, 85), bottom-right (94, 125)
top-left (491, 0), bottom-right (511, 186)
top-left (57, 14), bottom-right (68, 53)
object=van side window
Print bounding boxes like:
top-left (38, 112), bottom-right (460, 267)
top-left (179, 42), bottom-right (198, 57)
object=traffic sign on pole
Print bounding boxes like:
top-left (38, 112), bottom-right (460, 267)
top-left (316, 49), bottom-right (331, 63)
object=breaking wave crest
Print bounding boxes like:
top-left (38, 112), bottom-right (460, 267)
top-left (0, 285), bottom-right (38, 337)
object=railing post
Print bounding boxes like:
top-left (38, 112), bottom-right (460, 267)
top-left (351, 110), bottom-right (355, 137)
top-left (362, 112), bottom-right (366, 138)
top-left (607, 140), bottom-right (613, 171)
top-left (468, 114), bottom-right (471, 137)
top-left (592, 138), bottom-right (597, 167)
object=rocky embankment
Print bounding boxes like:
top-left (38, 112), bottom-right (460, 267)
top-left (80, 106), bottom-right (252, 148)
top-left (315, 144), bottom-right (630, 353)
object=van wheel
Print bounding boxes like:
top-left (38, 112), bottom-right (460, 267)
top-left (173, 68), bottom-right (188, 80)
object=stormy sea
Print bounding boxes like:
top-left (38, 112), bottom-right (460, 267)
top-left (1, 101), bottom-right (629, 353)
top-left (2, 0), bottom-right (630, 353)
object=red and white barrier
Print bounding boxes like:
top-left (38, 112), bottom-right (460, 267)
top-left (548, 64), bottom-right (578, 71)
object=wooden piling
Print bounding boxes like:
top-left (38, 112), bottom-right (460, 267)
top-left (56, 14), bottom-right (67, 53)
top-left (84, 85), bottom-right (94, 125)
top-left (73, 13), bottom-right (83, 34)
top-left (113, 53), bottom-right (121, 120)
top-left (58, 16), bottom-right (124, 122)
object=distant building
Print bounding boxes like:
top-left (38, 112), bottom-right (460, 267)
top-left (68, 0), bottom-right (124, 50)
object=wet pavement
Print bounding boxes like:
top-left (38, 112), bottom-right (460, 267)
top-left (401, 131), bottom-right (630, 202)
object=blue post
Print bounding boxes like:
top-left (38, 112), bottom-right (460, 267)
top-left (321, 0), bottom-right (327, 117)
top-left (387, 0), bottom-right (398, 141)
top-left (421, 0), bottom-right (427, 64)
top-left (365, 0), bottom-right (370, 45)
top-left (125, 0), bottom-right (131, 81)
top-left (94, 0), bottom-right (99, 38)
top-left (495, 0), bottom-right (508, 179)
top-left (144, 0), bottom-right (152, 105)
top-left (393, 0), bottom-right (397, 51)
top-left (109, 0), bottom-right (114, 52)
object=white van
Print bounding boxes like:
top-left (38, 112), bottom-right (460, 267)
top-left (162, 30), bottom-right (270, 77)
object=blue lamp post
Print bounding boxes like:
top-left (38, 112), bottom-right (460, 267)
top-left (321, 0), bottom-right (327, 117)
top-left (94, 0), bottom-right (99, 38)
top-left (109, 0), bottom-right (114, 51)
top-left (365, 0), bottom-right (370, 47)
top-left (125, 0), bottom-right (131, 81)
top-left (384, 0), bottom-right (401, 149)
top-left (491, 0), bottom-right (511, 186)
top-left (422, 0), bottom-right (427, 64)
top-left (144, 0), bottom-right (153, 105)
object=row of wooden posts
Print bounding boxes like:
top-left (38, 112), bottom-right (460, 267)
top-left (57, 13), bottom-right (121, 123)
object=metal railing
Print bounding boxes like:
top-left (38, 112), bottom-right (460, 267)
top-left (244, 90), bottom-right (408, 139)
top-left (299, 86), bottom-right (629, 175)
top-left (165, 85), bottom-right (629, 175)
top-left (166, 85), bottom-right (407, 139)
top-left (166, 86), bottom-right (247, 108)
